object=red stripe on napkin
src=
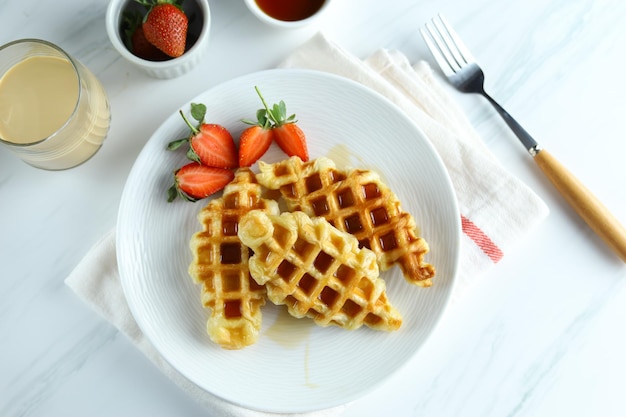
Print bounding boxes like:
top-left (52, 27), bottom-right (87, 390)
top-left (461, 215), bottom-right (503, 263)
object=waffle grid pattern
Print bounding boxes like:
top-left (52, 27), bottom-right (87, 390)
top-left (257, 157), bottom-right (435, 286)
top-left (188, 168), bottom-right (280, 349)
top-left (240, 210), bottom-right (402, 331)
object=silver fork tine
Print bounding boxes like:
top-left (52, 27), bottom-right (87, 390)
top-left (435, 14), bottom-right (476, 67)
top-left (419, 25), bottom-right (455, 77)
top-left (429, 20), bottom-right (460, 70)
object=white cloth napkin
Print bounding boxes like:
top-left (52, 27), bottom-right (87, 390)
top-left (65, 33), bottom-right (549, 417)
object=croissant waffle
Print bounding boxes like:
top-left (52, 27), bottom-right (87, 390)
top-left (188, 168), bottom-right (280, 349)
top-left (238, 210), bottom-right (402, 331)
top-left (256, 156), bottom-right (435, 287)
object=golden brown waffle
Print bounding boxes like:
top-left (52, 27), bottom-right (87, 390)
top-left (256, 157), bottom-right (435, 287)
top-left (188, 168), bottom-right (280, 349)
top-left (238, 210), bottom-right (402, 331)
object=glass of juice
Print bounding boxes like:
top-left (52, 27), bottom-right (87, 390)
top-left (0, 39), bottom-right (111, 170)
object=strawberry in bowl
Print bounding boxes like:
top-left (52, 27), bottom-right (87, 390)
top-left (106, 0), bottom-right (211, 78)
top-left (132, 0), bottom-right (188, 58)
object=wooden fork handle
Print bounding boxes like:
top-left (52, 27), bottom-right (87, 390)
top-left (534, 149), bottom-right (626, 262)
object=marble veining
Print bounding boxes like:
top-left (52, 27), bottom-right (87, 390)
top-left (1, 323), bottom-right (119, 417)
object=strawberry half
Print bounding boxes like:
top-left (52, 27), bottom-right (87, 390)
top-left (272, 123), bottom-right (308, 162)
top-left (167, 162), bottom-right (234, 202)
top-left (168, 103), bottom-right (238, 169)
top-left (238, 109), bottom-right (274, 167)
top-left (138, 0), bottom-right (188, 58)
top-left (254, 86), bottom-right (309, 162)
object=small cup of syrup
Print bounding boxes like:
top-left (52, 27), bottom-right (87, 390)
top-left (243, 0), bottom-right (332, 29)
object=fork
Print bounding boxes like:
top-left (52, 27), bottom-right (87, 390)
top-left (421, 14), bottom-right (626, 262)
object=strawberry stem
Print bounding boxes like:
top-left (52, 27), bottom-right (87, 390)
top-left (254, 86), bottom-right (297, 127)
top-left (254, 86), bottom-right (278, 126)
top-left (179, 110), bottom-right (199, 135)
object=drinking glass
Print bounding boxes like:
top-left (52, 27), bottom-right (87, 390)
top-left (0, 39), bottom-right (111, 170)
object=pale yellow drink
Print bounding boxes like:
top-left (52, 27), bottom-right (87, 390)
top-left (0, 39), bottom-right (110, 170)
top-left (0, 56), bottom-right (78, 143)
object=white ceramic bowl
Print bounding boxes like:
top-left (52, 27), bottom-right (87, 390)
top-left (243, 0), bottom-right (333, 29)
top-left (106, 0), bottom-right (210, 79)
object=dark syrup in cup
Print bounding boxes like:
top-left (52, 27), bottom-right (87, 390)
top-left (255, 0), bottom-right (325, 22)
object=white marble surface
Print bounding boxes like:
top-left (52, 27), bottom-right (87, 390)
top-left (2, 0), bottom-right (626, 416)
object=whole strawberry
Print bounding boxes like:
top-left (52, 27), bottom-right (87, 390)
top-left (135, 0), bottom-right (188, 58)
top-left (124, 12), bottom-right (170, 61)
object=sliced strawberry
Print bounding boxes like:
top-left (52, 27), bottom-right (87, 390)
top-left (238, 108), bottom-right (274, 167)
top-left (272, 123), bottom-right (309, 162)
top-left (169, 103), bottom-right (238, 169)
top-left (188, 123), bottom-right (238, 168)
top-left (239, 126), bottom-right (273, 167)
top-left (254, 86), bottom-right (309, 161)
top-left (139, 1), bottom-right (188, 58)
top-left (167, 162), bottom-right (234, 202)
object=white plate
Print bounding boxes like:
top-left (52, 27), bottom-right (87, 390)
top-left (117, 69), bottom-right (460, 413)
